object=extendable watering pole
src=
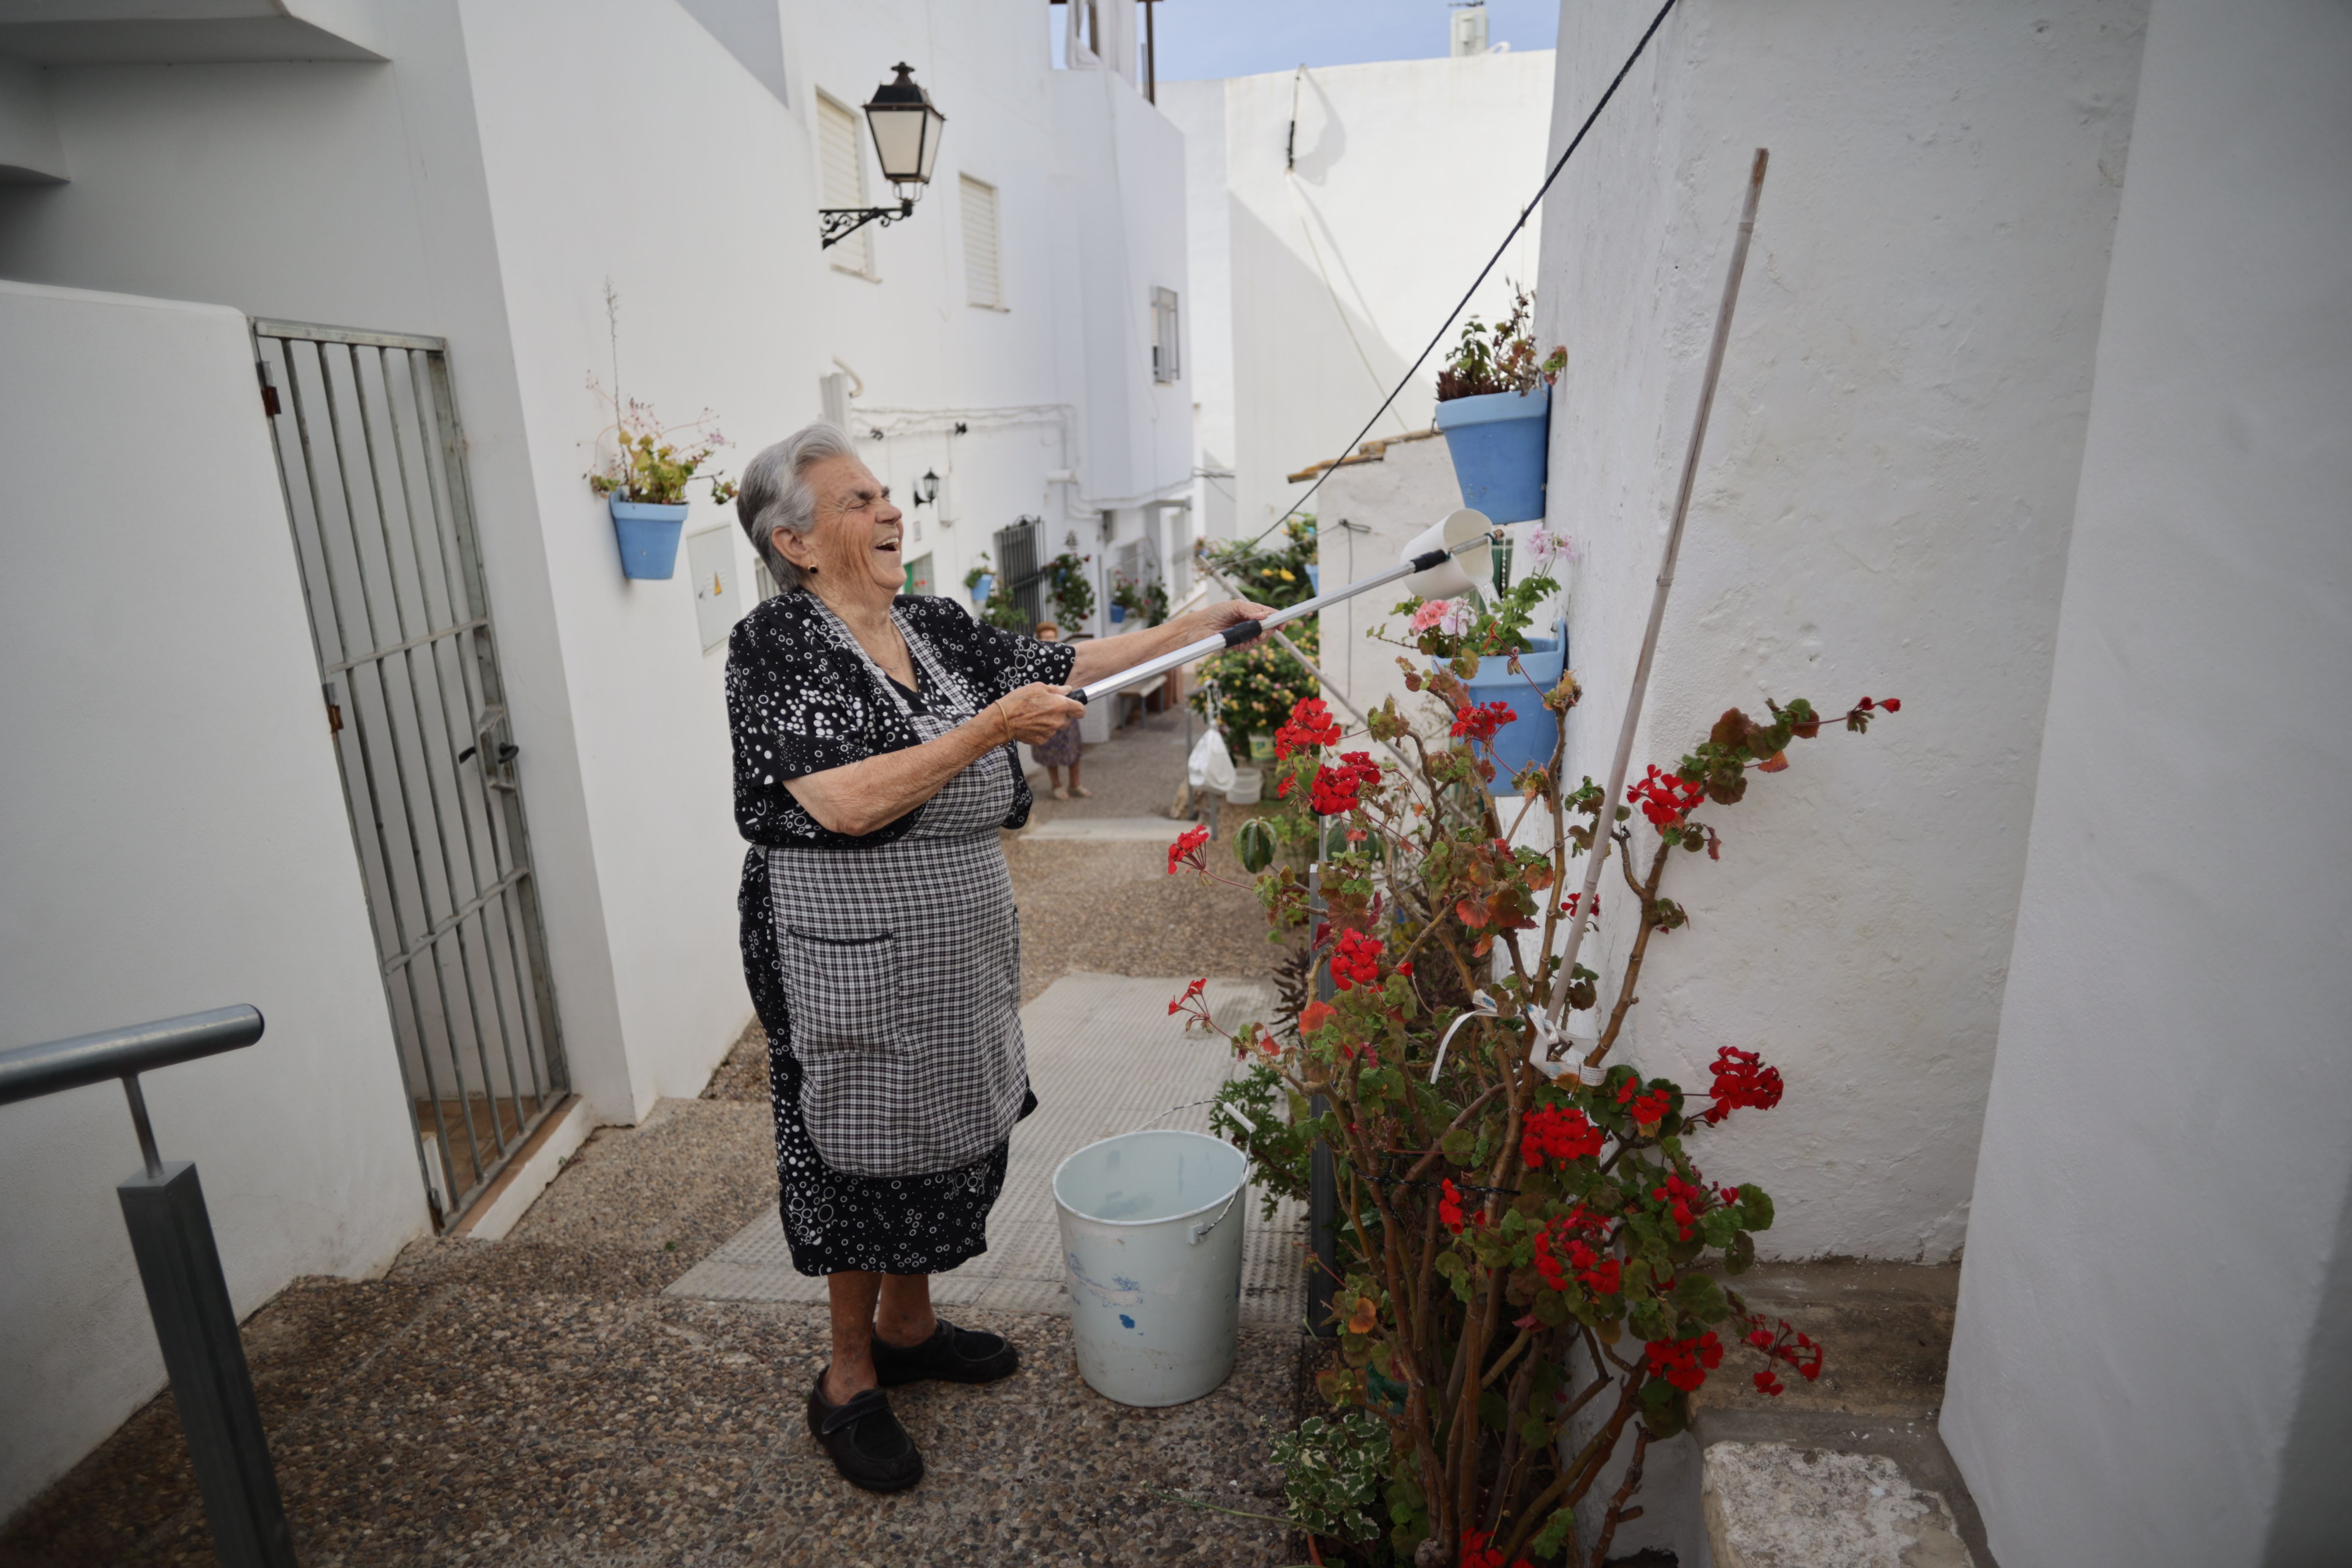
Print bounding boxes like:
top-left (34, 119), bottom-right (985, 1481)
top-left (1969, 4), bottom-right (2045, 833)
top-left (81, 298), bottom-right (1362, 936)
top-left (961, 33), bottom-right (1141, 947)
top-left (1193, 559), bottom-right (1415, 773)
top-left (1068, 533), bottom-right (1496, 707)
top-left (1536, 149), bottom-right (1771, 1072)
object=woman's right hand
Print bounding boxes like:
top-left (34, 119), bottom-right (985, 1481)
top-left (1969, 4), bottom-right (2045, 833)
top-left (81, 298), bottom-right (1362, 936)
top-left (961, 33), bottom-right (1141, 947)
top-left (992, 683), bottom-right (1086, 745)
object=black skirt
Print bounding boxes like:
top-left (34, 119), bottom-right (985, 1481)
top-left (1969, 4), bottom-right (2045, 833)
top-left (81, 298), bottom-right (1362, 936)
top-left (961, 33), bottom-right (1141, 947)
top-left (738, 851), bottom-right (1033, 1276)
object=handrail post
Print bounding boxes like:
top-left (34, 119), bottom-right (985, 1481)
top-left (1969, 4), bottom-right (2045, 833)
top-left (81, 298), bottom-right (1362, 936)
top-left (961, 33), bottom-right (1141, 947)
top-left (119, 1161), bottom-right (299, 1567)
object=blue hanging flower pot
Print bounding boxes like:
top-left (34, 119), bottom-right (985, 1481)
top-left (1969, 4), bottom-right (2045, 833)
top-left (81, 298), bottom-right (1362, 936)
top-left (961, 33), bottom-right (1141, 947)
top-left (1434, 618), bottom-right (1570, 793)
top-left (1434, 386), bottom-right (1550, 525)
top-left (609, 497), bottom-right (690, 580)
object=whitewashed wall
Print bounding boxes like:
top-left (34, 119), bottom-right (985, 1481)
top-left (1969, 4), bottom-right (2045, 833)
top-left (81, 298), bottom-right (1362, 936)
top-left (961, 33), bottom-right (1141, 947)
top-left (0, 3), bottom-right (662, 1121)
top-left (1161, 51), bottom-right (1554, 542)
top-left (457, 0), bottom-right (827, 1112)
top-left (1939, 1), bottom-right (2352, 1560)
top-left (0, 281), bottom-right (425, 1519)
top-left (1530, 0), bottom-right (2146, 1261)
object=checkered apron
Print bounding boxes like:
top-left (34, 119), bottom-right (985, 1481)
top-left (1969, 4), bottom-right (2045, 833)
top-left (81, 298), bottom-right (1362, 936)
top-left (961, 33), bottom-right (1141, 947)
top-left (764, 603), bottom-right (1028, 1178)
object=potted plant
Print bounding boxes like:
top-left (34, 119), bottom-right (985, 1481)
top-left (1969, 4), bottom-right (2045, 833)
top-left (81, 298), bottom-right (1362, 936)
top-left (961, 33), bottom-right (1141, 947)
top-left (586, 383), bottom-right (738, 581)
top-left (1191, 518), bottom-right (1323, 756)
top-left (979, 582), bottom-right (1030, 634)
top-left (1168, 662), bottom-right (1903, 1565)
top-left (1190, 618), bottom-right (1320, 763)
top-left (1383, 524), bottom-right (1577, 792)
top-left (1108, 573), bottom-right (1146, 628)
top-left (1044, 551), bottom-right (1096, 629)
top-left (1433, 286), bottom-right (1567, 525)
top-left (963, 554), bottom-right (996, 608)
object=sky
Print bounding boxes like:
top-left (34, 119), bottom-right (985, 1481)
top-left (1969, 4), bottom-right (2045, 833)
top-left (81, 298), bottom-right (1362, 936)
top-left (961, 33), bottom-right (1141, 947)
top-left (1069, 1), bottom-right (1561, 84)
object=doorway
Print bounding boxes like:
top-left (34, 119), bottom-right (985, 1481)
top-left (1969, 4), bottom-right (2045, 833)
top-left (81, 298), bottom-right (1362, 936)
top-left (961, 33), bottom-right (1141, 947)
top-left (254, 318), bottom-right (568, 1229)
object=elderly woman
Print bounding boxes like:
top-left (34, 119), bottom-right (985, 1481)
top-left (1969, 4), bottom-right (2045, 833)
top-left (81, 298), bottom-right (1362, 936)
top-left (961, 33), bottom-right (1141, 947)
top-left (726, 423), bottom-right (1269, 1492)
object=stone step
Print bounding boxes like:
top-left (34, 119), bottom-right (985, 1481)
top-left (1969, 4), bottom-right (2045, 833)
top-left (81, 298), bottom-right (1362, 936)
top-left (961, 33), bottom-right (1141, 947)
top-left (1577, 1261), bottom-right (1996, 1567)
top-left (1687, 1262), bottom-right (1993, 1568)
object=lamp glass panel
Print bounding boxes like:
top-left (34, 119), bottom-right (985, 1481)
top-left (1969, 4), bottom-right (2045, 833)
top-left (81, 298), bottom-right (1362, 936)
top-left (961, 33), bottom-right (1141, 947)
top-left (914, 106), bottom-right (944, 182)
top-left (867, 105), bottom-right (932, 185)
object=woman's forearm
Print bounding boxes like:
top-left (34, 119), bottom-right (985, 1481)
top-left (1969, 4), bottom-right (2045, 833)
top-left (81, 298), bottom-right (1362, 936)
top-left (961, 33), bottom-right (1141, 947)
top-left (1066, 608), bottom-right (1222, 686)
top-left (785, 709), bottom-right (1011, 836)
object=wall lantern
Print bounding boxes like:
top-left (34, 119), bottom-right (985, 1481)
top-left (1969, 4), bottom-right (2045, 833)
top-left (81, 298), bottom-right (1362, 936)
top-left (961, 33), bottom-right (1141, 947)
top-left (821, 63), bottom-right (948, 250)
top-left (915, 469), bottom-right (943, 506)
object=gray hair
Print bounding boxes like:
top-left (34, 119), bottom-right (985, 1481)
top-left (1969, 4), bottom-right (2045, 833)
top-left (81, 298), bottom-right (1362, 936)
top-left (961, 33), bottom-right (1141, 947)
top-left (736, 420), bottom-right (857, 592)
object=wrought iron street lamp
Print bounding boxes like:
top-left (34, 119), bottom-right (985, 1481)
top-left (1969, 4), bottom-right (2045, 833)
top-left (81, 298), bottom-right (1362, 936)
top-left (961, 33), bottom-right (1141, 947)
top-left (821, 63), bottom-right (948, 250)
top-left (915, 469), bottom-right (942, 506)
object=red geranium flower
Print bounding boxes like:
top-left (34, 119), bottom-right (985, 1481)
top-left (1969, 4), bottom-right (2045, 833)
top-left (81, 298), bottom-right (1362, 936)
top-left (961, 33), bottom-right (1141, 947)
top-left (1643, 1330), bottom-right (1725, 1393)
top-left (1309, 751), bottom-right (1384, 816)
top-left (1166, 824), bottom-right (1210, 875)
top-left (1331, 929), bottom-right (1385, 991)
top-left (1700, 1045), bottom-right (1784, 1124)
top-left (1626, 764), bottom-right (1706, 828)
top-left (1274, 697), bottom-right (1342, 759)
top-left (1439, 1177), bottom-right (1466, 1235)
top-left (1521, 1104), bottom-right (1604, 1168)
top-left (1450, 700), bottom-right (1516, 747)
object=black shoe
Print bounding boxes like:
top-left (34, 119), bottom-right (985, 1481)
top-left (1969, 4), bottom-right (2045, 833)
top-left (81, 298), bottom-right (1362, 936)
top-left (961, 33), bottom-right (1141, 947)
top-left (870, 1317), bottom-right (1021, 1387)
top-left (806, 1369), bottom-right (923, 1492)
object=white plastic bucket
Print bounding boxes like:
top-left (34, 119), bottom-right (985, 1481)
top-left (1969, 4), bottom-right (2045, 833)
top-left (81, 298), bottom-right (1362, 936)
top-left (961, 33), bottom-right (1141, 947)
top-left (1226, 766), bottom-right (1263, 805)
top-left (1052, 1129), bottom-right (1248, 1407)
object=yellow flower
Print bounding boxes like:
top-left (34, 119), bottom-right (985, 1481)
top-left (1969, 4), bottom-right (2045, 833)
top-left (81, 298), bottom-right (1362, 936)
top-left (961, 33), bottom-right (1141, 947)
top-left (1277, 569), bottom-right (1295, 581)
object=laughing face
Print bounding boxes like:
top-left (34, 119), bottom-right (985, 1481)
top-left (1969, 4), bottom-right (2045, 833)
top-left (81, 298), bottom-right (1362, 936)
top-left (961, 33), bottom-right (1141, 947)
top-left (781, 452), bottom-right (906, 597)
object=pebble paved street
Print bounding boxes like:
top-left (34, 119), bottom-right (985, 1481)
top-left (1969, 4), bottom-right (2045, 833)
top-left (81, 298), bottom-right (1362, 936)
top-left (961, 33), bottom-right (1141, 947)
top-left (0, 708), bottom-right (1305, 1568)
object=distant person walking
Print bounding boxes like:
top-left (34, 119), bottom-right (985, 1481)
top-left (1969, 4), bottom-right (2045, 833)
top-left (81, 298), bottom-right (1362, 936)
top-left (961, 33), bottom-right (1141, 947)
top-left (1029, 623), bottom-right (1088, 799)
top-left (724, 423), bottom-right (1271, 1491)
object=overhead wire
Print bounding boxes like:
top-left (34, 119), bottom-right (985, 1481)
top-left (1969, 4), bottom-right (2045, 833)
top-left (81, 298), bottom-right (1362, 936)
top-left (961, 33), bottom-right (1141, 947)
top-left (1239, 0), bottom-right (1684, 550)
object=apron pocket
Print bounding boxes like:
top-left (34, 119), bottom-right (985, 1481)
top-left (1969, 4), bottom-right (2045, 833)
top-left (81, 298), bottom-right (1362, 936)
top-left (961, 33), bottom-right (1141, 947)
top-left (781, 928), bottom-right (902, 1054)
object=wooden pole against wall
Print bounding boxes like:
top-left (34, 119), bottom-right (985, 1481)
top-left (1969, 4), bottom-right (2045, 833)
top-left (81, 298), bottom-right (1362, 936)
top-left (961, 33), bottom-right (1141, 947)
top-left (1537, 148), bottom-right (1771, 1060)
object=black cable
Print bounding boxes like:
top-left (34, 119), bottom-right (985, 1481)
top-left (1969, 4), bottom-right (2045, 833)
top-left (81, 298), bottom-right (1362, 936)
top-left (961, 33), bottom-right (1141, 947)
top-left (1237, 0), bottom-right (1684, 551)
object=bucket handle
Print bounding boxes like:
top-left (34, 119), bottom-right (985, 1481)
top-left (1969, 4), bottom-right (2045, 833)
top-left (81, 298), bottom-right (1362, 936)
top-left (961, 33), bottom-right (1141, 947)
top-left (1136, 1093), bottom-right (1259, 1138)
top-left (1186, 1180), bottom-right (1246, 1247)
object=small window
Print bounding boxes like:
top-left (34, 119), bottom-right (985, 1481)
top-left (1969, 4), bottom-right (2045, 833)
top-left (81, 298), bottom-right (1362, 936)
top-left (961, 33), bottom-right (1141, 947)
top-left (1152, 286), bottom-right (1181, 383)
top-left (819, 93), bottom-right (874, 277)
top-left (962, 175), bottom-right (1003, 309)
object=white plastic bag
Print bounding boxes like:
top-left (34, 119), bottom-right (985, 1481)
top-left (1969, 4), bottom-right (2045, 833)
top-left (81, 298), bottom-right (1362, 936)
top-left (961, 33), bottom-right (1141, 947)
top-left (1188, 726), bottom-right (1237, 793)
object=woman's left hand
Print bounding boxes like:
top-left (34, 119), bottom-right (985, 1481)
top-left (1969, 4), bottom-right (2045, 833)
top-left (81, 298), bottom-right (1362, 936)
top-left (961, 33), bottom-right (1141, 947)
top-left (1194, 598), bottom-right (1277, 634)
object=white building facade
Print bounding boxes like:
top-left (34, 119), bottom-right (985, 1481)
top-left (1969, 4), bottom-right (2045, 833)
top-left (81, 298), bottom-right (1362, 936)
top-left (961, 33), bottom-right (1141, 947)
top-left (0, 0), bottom-right (1188, 1515)
top-left (1162, 48), bottom-right (1555, 545)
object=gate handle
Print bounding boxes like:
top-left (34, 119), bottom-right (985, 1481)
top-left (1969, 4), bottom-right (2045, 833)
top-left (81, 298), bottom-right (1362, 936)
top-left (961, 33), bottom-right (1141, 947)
top-left (458, 707), bottom-right (518, 790)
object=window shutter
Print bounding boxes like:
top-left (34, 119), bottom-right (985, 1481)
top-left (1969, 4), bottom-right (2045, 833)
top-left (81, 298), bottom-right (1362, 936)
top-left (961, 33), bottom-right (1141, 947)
top-left (962, 175), bottom-right (1002, 309)
top-left (819, 95), bottom-right (872, 274)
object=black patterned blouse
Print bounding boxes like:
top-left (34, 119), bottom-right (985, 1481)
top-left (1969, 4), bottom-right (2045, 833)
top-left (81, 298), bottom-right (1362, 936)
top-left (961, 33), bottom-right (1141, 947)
top-left (725, 590), bottom-right (1078, 848)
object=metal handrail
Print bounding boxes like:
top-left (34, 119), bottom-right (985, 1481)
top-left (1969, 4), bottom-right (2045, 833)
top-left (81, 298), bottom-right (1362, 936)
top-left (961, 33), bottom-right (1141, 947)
top-left (0, 1005), bottom-right (263, 1108)
top-left (5, 1006), bottom-right (294, 1566)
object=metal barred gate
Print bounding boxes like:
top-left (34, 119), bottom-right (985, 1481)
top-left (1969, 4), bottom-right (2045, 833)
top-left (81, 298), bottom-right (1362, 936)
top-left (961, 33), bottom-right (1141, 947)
top-left (253, 319), bottom-right (567, 1230)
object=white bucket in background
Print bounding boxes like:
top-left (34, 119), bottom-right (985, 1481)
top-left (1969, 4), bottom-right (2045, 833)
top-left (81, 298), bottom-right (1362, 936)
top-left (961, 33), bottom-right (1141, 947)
top-left (1052, 1129), bottom-right (1248, 1407)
